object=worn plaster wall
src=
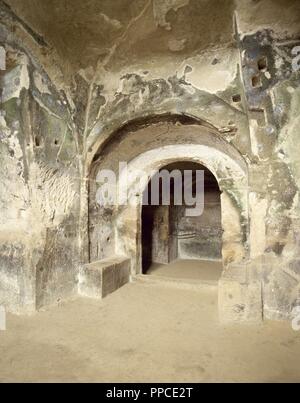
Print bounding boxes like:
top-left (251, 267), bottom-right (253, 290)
top-left (178, 192), bottom-right (222, 261)
top-left (0, 0), bottom-right (299, 321)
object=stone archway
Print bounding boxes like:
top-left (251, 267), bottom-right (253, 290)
top-left (88, 118), bottom-right (249, 272)
top-left (79, 117), bottom-right (262, 323)
top-left (115, 144), bottom-right (248, 276)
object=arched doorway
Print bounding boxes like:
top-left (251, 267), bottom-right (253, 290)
top-left (89, 119), bottom-right (249, 280)
top-left (141, 161), bottom-right (223, 282)
top-left (85, 117), bottom-right (255, 323)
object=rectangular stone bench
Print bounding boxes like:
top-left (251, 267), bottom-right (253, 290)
top-left (78, 256), bottom-right (131, 299)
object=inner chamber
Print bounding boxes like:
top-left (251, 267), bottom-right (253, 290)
top-left (141, 161), bottom-right (223, 281)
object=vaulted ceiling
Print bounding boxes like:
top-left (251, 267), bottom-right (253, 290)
top-left (3, 0), bottom-right (300, 75)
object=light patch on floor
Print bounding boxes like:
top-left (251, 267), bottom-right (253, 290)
top-left (0, 282), bottom-right (300, 382)
top-left (147, 259), bottom-right (223, 282)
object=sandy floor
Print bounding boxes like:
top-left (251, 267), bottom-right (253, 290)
top-left (147, 259), bottom-right (223, 282)
top-left (0, 281), bottom-right (300, 383)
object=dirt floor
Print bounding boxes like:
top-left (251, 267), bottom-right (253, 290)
top-left (147, 259), bottom-right (223, 282)
top-left (1, 279), bottom-right (300, 382)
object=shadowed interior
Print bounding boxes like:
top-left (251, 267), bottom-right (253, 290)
top-left (142, 161), bottom-right (222, 280)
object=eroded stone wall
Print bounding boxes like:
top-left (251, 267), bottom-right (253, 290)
top-left (0, 10), bottom-right (79, 312)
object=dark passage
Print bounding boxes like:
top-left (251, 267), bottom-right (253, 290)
top-left (141, 162), bottom-right (222, 278)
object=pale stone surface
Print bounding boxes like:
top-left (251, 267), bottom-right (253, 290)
top-left (249, 192), bottom-right (268, 259)
top-left (78, 256), bottom-right (130, 299)
top-left (218, 263), bottom-right (263, 324)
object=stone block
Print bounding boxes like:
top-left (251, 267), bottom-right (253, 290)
top-left (218, 262), bottom-right (263, 324)
top-left (263, 265), bottom-right (298, 321)
top-left (79, 256), bottom-right (130, 299)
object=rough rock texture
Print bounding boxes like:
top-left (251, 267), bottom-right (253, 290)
top-left (0, 0), bottom-right (300, 322)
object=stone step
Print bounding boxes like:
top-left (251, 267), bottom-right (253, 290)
top-left (78, 256), bottom-right (130, 299)
top-left (133, 274), bottom-right (218, 291)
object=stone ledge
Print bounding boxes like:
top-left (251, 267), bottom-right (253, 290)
top-left (78, 256), bottom-right (130, 299)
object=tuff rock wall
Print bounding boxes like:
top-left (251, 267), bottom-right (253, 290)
top-left (0, 0), bottom-right (299, 320)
